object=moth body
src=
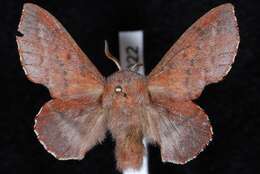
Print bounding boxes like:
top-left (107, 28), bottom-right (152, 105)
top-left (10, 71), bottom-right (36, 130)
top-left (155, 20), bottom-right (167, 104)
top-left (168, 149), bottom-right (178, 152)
top-left (103, 70), bottom-right (149, 169)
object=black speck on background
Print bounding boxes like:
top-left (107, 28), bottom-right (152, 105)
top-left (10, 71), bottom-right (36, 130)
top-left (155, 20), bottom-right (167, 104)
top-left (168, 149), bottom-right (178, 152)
top-left (0, 0), bottom-right (259, 174)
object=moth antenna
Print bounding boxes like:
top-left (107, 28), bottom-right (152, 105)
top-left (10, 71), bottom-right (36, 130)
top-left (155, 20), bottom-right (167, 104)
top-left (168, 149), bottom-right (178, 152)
top-left (130, 63), bottom-right (143, 71)
top-left (104, 40), bottom-right (121, 70)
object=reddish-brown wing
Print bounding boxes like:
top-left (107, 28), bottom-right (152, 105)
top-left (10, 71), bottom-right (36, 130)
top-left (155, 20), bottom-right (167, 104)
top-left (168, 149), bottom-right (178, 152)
top-left (16, 3), bottom-right (104, 100)
top-left (34, 98), bottom-right (107, 160)
top-left (144, 101), bottom-right (212, 164)
top-left (148, 4), bottom-right (239, 101)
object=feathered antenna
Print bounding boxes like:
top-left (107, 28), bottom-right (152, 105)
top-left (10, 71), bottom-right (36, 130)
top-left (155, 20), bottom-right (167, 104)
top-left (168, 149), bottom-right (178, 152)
top-left (104, 40), bottom-right (121, 70)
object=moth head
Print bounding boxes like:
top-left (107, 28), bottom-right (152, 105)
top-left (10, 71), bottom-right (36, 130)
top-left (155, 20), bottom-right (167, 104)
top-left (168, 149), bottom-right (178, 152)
top-left (102, 70), bottom-right (149, 107)
top-left (102, 41), bottom-right (149, 107)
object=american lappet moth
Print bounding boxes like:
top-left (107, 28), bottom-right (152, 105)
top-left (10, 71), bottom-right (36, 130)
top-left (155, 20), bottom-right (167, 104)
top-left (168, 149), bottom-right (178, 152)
top-left (16, 3), bottom-right (239, 171)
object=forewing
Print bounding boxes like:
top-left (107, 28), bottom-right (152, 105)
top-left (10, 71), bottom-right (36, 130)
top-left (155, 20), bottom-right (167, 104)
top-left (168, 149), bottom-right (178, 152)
top-left (17, 3), bottom-right (104, 99)
top-left (144, 101), bottom-right (212, 164)
top-left (34, 98), bottom-right (107, 160)
top-left (148, 4), bottom-right (239, 101)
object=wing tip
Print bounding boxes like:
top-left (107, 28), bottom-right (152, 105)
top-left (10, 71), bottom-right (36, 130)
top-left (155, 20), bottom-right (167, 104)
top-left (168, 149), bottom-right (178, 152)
top-left (216, 3), bottom-right (235, 11)
top-left (218, 2), bottom-right (240, 81)
top-left (23, 2), bottom-right (40, 11)
top-left (205, 2), bottom-right (240, 84)
top-left (17, 3), bottom-right (39, 34)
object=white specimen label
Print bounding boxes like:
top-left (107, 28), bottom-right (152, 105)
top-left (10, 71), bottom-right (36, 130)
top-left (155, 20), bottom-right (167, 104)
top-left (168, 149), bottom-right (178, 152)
top-left (119, 31), bottom-right (144, 74)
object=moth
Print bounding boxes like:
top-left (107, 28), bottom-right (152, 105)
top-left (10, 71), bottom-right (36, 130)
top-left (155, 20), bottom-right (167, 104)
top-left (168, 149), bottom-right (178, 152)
top-left (16, 3), bottom-right (239, 171)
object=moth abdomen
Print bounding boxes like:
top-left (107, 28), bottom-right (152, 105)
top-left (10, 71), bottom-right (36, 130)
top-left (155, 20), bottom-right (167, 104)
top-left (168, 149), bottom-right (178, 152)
top-left (114, 126), bottom-right (144, 171)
